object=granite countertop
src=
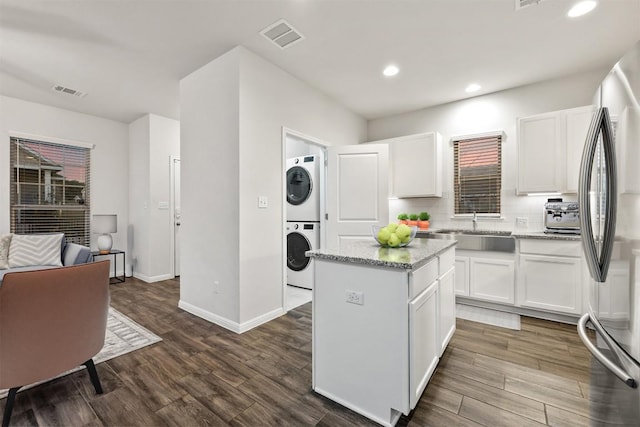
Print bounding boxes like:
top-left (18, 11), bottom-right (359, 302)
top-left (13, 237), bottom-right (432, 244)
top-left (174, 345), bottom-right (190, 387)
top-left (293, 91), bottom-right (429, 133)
top-left (416, 228), bottom-right (582, 241)
top-left (511, 231), bottom-right (581, 241)
top-left (307, 238), bottom-right (456, 270)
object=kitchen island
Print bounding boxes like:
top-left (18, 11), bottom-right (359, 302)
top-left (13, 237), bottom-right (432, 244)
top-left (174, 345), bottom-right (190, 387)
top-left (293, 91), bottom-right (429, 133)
top-left (307, 239), bottom-right (456, 426)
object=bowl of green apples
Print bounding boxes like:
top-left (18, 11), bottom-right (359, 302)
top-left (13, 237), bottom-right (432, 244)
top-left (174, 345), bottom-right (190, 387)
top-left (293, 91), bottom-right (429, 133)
top-left (372, 223), bottom-right (417, 248)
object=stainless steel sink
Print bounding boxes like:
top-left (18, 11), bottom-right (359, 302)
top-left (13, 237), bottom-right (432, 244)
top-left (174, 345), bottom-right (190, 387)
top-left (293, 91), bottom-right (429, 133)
top-left (422, 229), bottom-right (515, 252)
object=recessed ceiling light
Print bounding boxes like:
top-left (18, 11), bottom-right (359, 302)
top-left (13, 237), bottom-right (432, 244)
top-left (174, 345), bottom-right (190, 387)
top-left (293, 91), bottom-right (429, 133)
top-left (383, 65), bottom-right (399, 77)
top-left (567, 0), bottom-right (597, 18)
top-left (465, 83), bottom-right (481, 93)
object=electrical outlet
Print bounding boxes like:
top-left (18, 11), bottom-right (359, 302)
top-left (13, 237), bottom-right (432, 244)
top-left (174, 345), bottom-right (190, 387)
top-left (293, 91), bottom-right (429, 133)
top-left (258, 196), bottom-right (268, 208)
top-left (516, 217), bottom-right (528, 228)
top-left (346, 290), bottom-right (364, 305)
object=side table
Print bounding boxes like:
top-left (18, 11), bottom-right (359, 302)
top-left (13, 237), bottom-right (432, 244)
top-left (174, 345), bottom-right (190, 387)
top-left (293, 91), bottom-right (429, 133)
top-left (91, 249), bottom-right (126, 284)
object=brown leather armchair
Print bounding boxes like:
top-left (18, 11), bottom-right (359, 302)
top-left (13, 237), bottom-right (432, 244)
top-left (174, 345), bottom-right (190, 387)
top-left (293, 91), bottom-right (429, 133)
top-left (0, 260), bottom-right (110, 426)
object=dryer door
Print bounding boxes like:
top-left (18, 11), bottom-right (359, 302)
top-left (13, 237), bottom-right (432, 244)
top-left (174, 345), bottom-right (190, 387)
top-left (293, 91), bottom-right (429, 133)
top-left (287, 166), bottom-right (312, 205)
top-left (287, 232), bottom-right (311, 271)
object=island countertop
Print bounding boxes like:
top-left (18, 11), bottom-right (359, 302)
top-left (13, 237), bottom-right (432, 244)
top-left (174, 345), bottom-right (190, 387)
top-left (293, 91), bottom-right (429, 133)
top-left (306, 238), bottom-right (456, 270)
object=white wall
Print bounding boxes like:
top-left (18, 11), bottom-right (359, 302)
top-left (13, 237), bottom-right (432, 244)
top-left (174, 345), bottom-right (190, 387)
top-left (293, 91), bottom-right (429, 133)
top-left (128, 113), bottom-right (180, 282)
top-left (129, 115), bottom-right (151, 277)
top-left (179, 46), bottom-right (366, 331)
top-left (0, 95), bottom-right (129, 266)
top-left (286, 134), bottom-right (325, 159)
top-left (367, 68), bottom-right (608, 232)
top-left (180, 48), bottom-right (242, 325)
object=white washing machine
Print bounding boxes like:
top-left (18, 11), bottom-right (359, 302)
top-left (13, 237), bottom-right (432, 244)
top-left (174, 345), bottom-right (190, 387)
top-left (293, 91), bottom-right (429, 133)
top-left (286, 155), bottom-right (321, 222)
top-left (286, 221), bottom-right (319, 290)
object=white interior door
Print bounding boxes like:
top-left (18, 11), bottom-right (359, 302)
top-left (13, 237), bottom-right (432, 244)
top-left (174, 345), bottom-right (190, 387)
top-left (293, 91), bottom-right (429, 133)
top-left (173, 158), bottom-right (181, 277)
top-left (326, 144), bottom-right (389, 249)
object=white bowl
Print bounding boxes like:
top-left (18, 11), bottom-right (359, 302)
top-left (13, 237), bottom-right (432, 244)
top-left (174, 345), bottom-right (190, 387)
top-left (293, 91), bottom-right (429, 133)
top-left (372, 225), bottom-right (417, 248)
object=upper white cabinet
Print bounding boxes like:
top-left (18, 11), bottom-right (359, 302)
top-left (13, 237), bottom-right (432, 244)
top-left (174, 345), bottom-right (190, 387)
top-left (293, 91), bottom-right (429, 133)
top-left (565, 106), bottom-right (596, 193)
top-left (367, 132), bottom-right (442, 198)
top-left (517, 106), bottom-right (594, 195)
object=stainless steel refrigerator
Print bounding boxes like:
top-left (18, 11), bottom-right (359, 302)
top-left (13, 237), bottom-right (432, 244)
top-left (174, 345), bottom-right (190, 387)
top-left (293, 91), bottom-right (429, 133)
top-left (577, 40), bottom-right (640, 425)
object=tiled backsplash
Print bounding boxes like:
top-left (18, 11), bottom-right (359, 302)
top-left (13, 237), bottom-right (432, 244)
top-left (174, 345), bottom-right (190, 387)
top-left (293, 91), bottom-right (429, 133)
top-left (389, 189), bottom-right (578, 232)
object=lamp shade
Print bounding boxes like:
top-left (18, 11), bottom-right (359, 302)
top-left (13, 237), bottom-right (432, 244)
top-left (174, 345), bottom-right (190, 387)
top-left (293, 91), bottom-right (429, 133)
top-left (92, 214), bottom-right (117, 234)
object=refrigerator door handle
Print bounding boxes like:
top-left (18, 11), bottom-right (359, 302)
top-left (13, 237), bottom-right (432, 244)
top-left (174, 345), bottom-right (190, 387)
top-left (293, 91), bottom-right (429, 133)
top-left (578, 107), bottom-right (617, 283)
top-left (578, 313), bottom-right (637, 388)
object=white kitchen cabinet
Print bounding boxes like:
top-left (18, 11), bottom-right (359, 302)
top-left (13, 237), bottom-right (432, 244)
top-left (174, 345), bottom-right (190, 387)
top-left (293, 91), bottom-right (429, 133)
top-left (517, 112), bottom-right (563, 194)
top-left (517, 239), bottom-right (583, 315)
top-left (517, 105), bottom-right (593, 194)
top-left (565, 106), bottom-right (596, 193)
top-left (469, 255), bottom-right (515, 304)
top-left (438, 267), bottom-right (456, 356)
top-left (367, 132), bottom-right (442, 198)
top-left (618, 106), bottom-right (640, 194)
top-left (454, 256), bottom-right (470, 296)
top-left (409, 280), bottom-right (439, 409)
top-left (597, 261), bottom-right (630, 321)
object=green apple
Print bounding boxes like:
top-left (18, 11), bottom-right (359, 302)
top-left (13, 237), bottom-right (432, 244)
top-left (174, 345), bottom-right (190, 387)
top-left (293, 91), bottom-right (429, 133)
top-left (401, 234), bottom-right (411, 243)
top-left (387, 223), bottom-right (399, 233)
top-left (396, 224), bottom-right (411, 239)
top-left (377, 228), bottom-right (391, 244)
top-left (387, 234), bottom-right (401, 248)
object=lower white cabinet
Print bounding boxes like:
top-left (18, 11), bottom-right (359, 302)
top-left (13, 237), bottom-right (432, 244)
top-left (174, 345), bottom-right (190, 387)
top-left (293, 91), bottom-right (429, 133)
top-left (517, 239), bottom-right (583, 315)
top-left (597, 260), bottom-right (630, 321)
top-left (469, 256), bottom-right (515, 304)
top-left (438, 267), bottom-right (456, 356)
top-left (517, 254), bottom-right (582, 314)
top-left (409, 281), bottom-right (438, 409)
top-left (454, 256), bottom-right (470, 296)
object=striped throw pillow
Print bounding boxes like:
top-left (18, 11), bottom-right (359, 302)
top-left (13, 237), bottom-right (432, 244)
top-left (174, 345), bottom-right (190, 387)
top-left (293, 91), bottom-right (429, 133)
top-left (0, 234), bottom-right (12, 269)
top-left (8, 234), bottom-right (64, 268)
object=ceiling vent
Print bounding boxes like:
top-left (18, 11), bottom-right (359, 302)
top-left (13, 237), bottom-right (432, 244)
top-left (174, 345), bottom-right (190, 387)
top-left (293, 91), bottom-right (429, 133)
top-left (515, 0), bottom-right (546, 10)
top-left (260, 19), bottom-right (304, 49)
top-left (52, 84), bottom-right (87, 98)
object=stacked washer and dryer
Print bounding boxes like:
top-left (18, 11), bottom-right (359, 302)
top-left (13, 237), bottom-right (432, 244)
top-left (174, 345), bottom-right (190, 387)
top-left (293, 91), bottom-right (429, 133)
top-left (286, 155), bottom-right (320, 290)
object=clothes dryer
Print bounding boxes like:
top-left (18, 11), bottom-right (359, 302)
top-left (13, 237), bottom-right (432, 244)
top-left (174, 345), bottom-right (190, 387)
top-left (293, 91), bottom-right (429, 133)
top-left (286, 155), bottom-right (321, 222)
top-left (286, 222), bottom-right (319, 290)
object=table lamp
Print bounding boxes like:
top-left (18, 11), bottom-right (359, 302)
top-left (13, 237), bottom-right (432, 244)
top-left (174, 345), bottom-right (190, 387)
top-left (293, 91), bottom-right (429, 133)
top-left (93, 214), bottom-right (117, 254)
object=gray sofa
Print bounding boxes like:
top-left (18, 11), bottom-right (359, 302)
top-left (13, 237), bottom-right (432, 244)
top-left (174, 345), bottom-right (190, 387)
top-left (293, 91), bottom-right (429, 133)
top-left (0, 240), bottom-right (92, 285)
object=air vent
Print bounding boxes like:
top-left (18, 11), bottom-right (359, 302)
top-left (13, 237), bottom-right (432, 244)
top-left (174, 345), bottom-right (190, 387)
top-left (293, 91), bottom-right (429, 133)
top-left (52, 84), bottom-right (87, 98)
top-left (260, 19), bottom-right (304, 49)
top-left (515, 0), bottom-right (545, 10)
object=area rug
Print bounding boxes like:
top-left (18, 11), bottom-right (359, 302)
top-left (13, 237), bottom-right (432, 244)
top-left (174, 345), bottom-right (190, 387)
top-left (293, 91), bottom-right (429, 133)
top-left (0, 307), bottom-right (162, 399)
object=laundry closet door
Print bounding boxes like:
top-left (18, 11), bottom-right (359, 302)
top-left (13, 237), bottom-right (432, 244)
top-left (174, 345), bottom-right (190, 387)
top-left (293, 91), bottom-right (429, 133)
top-left (326, 144), bottom-right (389, 249)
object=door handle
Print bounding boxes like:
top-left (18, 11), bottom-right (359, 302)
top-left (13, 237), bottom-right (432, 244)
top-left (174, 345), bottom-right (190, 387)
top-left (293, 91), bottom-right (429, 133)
top-left (578, 107), bottom-right (617, 283)
top-left (577, 313), bottom-right (636, 388)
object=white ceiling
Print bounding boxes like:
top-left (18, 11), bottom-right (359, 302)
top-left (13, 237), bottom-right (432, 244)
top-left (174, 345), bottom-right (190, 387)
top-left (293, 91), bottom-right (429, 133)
top-left (1, 0), bottom-right (639, 124)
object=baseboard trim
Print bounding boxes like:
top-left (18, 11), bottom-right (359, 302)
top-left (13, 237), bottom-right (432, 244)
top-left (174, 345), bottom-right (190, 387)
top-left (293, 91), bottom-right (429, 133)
top-left (456, 297), bottom-right (581, 325)
top-left (178, 301), bottom-right (284, 334)
top-left (239, 307), bottom-right (285, 333)
top-left (133, 272), bottom-right (173, 283)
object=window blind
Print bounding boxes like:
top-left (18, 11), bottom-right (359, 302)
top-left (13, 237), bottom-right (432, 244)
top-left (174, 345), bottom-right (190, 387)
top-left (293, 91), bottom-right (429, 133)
top-left (10, 137), bottom-right (91, 245)
top-left (453, 134), bottom-right (502, 215)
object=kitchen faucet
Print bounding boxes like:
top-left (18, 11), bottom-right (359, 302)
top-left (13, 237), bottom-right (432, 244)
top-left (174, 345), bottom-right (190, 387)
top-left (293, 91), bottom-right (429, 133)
top-left (472, 211), bottom-right (478, 231)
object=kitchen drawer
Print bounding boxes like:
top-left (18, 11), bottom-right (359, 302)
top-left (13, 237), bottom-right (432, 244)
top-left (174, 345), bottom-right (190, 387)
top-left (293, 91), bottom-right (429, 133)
top-left (519, 239), bottom-right (582, 257)
top-left (439, 247), bottom-right (455, 273)
top-left (410, 258), bottom-right (438, 299)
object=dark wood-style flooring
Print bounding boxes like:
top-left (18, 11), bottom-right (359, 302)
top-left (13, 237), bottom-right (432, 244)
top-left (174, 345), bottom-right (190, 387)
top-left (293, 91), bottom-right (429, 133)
top-left (4, 277), bottom-right (598, 426)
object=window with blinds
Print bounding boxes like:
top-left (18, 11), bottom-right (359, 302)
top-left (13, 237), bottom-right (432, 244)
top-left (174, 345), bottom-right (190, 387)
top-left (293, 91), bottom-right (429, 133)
top-left (453, 133), bottom-right (502, 215)
top-left (10, 137), bottom-right (91, 245)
